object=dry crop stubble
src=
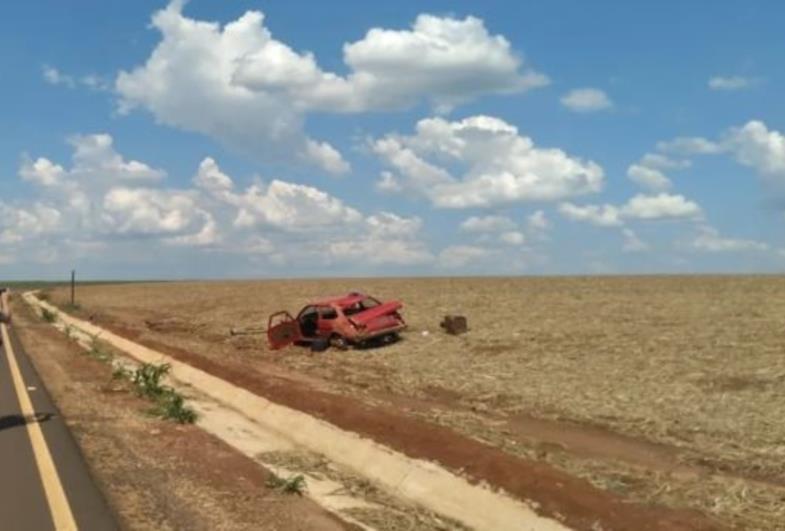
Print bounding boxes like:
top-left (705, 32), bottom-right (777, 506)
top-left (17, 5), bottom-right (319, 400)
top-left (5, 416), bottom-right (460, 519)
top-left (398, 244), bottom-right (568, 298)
top-left (50, 276), bottom-right (785, 528)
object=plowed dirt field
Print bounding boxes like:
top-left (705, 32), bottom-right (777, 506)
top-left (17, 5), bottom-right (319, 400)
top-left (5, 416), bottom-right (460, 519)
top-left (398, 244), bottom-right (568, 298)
top-left (48, 276), bottom-right (785, 529)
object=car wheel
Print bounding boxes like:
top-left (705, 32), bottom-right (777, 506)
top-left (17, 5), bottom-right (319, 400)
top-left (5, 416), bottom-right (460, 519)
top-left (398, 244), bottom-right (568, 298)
top-left (311, 337), bottom-right (330, 352)
top-left (329, 334), bottom-right (349, 350)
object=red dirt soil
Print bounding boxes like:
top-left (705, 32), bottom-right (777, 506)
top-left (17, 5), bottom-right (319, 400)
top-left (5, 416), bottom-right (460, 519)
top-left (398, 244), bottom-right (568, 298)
top-left (99, 321), bottom-right (722, 531)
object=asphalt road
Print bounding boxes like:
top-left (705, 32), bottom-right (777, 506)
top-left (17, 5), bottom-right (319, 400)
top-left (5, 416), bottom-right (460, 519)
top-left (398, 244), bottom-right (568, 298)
top-left (0, 318), bottom-right (117, 531)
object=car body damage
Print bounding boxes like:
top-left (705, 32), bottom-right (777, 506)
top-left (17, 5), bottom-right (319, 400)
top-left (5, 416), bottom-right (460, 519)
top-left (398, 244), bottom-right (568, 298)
top-left (267, 292), bottom-right (406, 350)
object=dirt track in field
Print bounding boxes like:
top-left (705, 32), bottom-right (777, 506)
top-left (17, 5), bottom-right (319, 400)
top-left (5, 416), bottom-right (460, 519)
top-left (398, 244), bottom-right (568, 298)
top-left (48, 276), bottom-right (785, 529)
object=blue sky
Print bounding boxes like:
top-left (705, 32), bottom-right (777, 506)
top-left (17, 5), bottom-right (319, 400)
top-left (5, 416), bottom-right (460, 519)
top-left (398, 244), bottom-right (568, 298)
top-left (1, 0), bottom-right (784, 279)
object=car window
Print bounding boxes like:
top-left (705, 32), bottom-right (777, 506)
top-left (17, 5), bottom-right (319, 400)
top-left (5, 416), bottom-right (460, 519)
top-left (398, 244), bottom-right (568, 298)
top-left (361, 297), bottom-right (379, 309)
top-left (298, 305), bottom-right (318, 320)
top-left (319, 306), bottom-right (338, 320)
top-left (344, 297), bottom-right (380, 316)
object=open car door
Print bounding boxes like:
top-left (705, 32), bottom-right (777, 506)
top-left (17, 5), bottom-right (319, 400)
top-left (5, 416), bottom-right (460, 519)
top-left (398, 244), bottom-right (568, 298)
top-left (267, 311), bottom-right (302, 350)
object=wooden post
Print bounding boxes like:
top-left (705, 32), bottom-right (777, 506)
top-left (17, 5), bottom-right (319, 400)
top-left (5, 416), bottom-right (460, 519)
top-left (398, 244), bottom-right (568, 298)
top-left (71, 270), bottom-right (75, 307)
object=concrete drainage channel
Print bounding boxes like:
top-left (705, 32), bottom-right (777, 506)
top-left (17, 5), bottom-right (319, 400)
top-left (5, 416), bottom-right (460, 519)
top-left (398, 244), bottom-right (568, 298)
top-left (24, 292), bottom-right (569, 531)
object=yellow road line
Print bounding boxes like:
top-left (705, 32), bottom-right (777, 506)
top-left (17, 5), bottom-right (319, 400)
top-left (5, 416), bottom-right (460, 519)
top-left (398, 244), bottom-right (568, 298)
top-left (2, 321), bottom-right (78, 531)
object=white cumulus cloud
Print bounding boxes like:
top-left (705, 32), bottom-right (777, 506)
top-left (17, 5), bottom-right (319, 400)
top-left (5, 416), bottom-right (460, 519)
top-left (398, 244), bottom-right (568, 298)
top-left (559, 202), bottom-right (622, 227)
top-left (116, 2), bottom-right (545, 173)
top-left (460, 215), bottom-right (517, 233)
top-left (560, 88), bottom-right (612, 112)
top-left (708, 76), bottom-right (757, 91)
top-left (438, 245), bottom-right (490, 268)
top-left (627, 164), bottom-right (671, 191)
top-left (7, 135), bottom-right (436, 269)
top-left (723, 120), bottom-right (785, 181)
top-left (692, 225), bottom-right (769, 252)
top-left (621, 228), bottom-right (648, 252)
top-left (560, 193), bottom-right (701, 226)
top-left (621, 193), bottom-right (702, 220)
top-left (374, 115), bottom-right (604, 208)
top-left (657, 136), bottom-right (721, 155)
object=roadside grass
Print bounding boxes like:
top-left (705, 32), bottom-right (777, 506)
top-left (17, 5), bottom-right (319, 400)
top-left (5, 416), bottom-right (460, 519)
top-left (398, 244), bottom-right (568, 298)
top-left (112, 366), bottom-right (132, 381)
top-left (266, 473), bottom-right (307, 496)
top-left (40, 307), bottom-right (57, 323)
top-left (44, 308), bottom-right (197, 425)
top-left (128, 362), bottom-right (197, 424)
top-left (87, 337), bottom-right (114, 363)
top-left (62, 302), bottom-right (81, 312)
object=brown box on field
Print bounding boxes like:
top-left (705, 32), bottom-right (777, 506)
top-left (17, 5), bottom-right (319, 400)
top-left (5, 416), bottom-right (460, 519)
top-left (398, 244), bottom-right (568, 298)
top-left (440, 315), bottom-right (468, 335)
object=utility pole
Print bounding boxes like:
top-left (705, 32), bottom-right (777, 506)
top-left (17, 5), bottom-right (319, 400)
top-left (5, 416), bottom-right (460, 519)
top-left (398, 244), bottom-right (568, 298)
top-left (71, 270), bottom-right (75, 307)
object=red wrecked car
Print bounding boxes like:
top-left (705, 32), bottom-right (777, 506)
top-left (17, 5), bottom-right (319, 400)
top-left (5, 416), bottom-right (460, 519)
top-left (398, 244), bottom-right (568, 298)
top-left (267, 292), bottom-right (405, 350)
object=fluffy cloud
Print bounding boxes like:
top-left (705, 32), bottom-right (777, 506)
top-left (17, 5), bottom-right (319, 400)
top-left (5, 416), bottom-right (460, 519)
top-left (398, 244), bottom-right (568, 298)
top-left (327, 213), bottom-right (433, 266)
top-left (115, 5), bottom-right (347, 175)
top-left (376, 171), bottom-right (403, 193)
top-left (708, 76), bottom-right (756, 91)
top-left (42, 65), bottom-right (110, 92)
top-left (527, 210), bottom-right (548, 231)
top-left (559, 202), bottom-right (622, 226)
top-left (626, 153), bottom-right (691, 191)
top-left (560, 193), bottom-right (701, 226)
top-left (627, 164), bottom-right (671, 191)
top-left (560, 88), bottom-right (612, 112)
top-left (460, 215), bottom-right (517, 233)
top-left (192, 161), bottom-right (431, 265)
top-left (622, 193), bottom-right (701, 220)
top-left (656, 136), bottom-right (721, 155)
top-left (14, 134), bottom-right (214, 248)
top-left (229, 180), bottom-right (362, 230)
top-left (438, 245), bottom-right (490, 268)
top-left (657, 121), bottom-right (785, 185)
top-left (20, 158), bottom-right (66, 187)
top-left (499, 231), bottom-right (525, 245)
top-left (116, 3), bottom-right (545, 173)
top-left (42, 65), bottom-right (75, 88)
top-left (101, 188), bottom-right (210, 238)
top-left (723, 120), bottom-right (785, 181)
top-left (235, 13), bottom-right (547, 114)
top-left (691, 225), bottom-right (769, 252)
top-left (374, 115), bottom-right (604, 208)
top-left (621, 228), bottom-right (648, 252)
top-left (22, 134), bottom-right (165, 190)
top-left (0, 203), bottom-right (62, 244)
top-left (6, 134), bottom-right (437, 270)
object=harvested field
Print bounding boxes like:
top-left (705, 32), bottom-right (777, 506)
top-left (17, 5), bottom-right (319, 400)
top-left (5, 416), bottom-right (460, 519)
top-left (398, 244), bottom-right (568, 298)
top-left (49, 276), bottom-right (785, 529)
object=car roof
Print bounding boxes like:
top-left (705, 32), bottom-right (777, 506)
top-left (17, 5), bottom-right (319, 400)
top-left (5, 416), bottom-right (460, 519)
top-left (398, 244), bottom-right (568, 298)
top-left (310, 292), bottom-right (368, 307)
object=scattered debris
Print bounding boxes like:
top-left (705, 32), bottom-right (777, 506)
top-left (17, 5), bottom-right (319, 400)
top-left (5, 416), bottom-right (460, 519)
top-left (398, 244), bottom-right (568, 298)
top-left (229, 326), bottom-right (266, 336)
top-left (144, 317), bottom-right (197, 334)
top-left (440, 315), bottom-right (468, 335)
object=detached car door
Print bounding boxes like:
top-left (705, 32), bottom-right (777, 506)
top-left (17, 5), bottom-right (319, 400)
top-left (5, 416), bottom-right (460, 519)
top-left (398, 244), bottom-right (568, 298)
top-left (267, 311), bottom-right (302, 350)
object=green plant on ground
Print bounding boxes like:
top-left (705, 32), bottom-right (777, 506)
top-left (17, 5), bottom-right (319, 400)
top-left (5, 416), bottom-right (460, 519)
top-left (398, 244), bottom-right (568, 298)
top-left (41, 308), bottom-right (57, 323)
top-left (148, 389), bottom-right (198, 424)
top-left (131, 362), bottom-right (197, 424)
top-left (112, 365), bottom-right (132, 381)
top-left (87, 341), bottom-right (113, 363)
top-left (132, 362), bottom-right (172, 399)
top-left (266, 473), bottom-right (307, 495)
